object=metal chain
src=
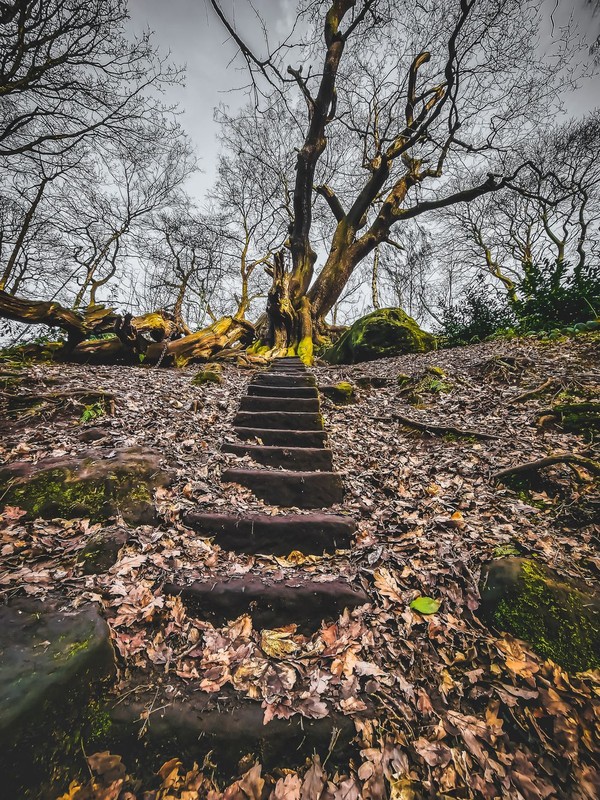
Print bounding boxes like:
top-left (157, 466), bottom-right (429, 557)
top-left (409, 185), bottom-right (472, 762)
top-left (152, 328), bottom-right (174, 370)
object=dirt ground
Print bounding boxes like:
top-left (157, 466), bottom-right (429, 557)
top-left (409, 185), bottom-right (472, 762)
top-left (0, 333), bottom-right (599, 799)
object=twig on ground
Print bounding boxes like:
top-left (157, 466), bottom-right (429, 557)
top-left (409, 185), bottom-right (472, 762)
top-left (376, 413), bottom-right (499, 440)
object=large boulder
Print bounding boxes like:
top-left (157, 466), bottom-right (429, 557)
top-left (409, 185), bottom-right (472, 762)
top-left (479, 557), bottom-right (600, 672)
top-left (322, 308), bottom-right (435, 364)
top-left (0, 446), bottom-right (170, 524)
top-left (0, 599), bottom-right (116, 796)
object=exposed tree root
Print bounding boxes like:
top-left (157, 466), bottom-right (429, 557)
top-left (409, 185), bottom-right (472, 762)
top-left (377, 413), bottom-right (499, 440)
top-left (494, 453), bottom-right (600, 482)
top-left (509, 377), bottom-right (556, 404)
top-left (1, 388), bottom-right (116, 417)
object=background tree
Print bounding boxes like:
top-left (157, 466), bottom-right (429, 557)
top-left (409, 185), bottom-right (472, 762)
top-left (435, 111), bottom-right (600, 328)
top-left (141, 206), bottom-right (229, 333)
top-left (0, 0), bottom-right (181, 158)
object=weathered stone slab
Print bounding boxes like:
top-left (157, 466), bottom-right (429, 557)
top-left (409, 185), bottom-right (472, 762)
top-left (254, 373), bottom-right (316, 388)
top-left (183, 510), bottom-right (356, 554)
top-left (234, 411), bottom-right (323, 430)
top-left (247, 384), bottom-right (318, 398)
top-left (267, 367), bottom-right (307, 375)
top-left (222, 443), bottom-right (333, 471)
top-left (269, 360), bottom-right (306, 366)
top-left (107, 690), bottom-right (362, 776)
top-left (0, 447), bottom-right (170, 524)
top-left (222, 467), bottom-right (343, 507)
top-left (234, 427), bottom-right (327, 447)
top-left (479, 557), bottom-right (600, 671)
top-left (0, 599), bottom-right (116, 796)
top-left (164, 574), bottom-right (368, 632)
top-left (239, 396), bottom-right (319, 413)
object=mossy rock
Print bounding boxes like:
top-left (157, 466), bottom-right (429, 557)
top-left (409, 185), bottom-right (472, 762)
top-left (192, 366), bottom-right (223, 386)
top-left (320, 381), bottom-right (357, 405)
top-left (0, 599), bottom-right (116, 797)
top-left (0, 447), bottom-right (170, 524)
top-left (550, 402), bottom-right (600, 439)
top-left (426, 365), bottom-right (446, 377)
top-left (479, 557), bottom-right (600, 672)
top-left (322, 308), bottom-right (435, 364)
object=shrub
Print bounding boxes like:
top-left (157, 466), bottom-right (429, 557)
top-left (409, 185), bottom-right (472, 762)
top-left (438, 283), bottom-right (516, 346)
top-left (514, 259), bottom-right (600, 330)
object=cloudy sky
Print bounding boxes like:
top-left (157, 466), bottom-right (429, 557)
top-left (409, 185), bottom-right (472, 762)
top-left (127, 0), bottom-right (600, 204)
top-left (127, 0), bottom-right (298, 199)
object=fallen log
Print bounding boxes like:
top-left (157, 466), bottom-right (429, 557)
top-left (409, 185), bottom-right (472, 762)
top-left (70, 316), bottom-right (255, 366)
top-left (0, 290), bottom-right (180, 352)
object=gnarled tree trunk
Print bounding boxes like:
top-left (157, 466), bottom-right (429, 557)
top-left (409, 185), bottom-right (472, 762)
top-left (0, 289), bottom-right (254, 366)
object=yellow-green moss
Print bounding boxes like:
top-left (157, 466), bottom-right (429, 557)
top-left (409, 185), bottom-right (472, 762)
top-left (1, 468), bottom-right (152, 523)
top-left (321, 382), bottom-right (356, 405)
top-left (192, 369), bottom-right (222, 386)
top-left (493, 560), bottom-right (600, 672)
top-left (426, 366), bottom-right (446, 377)
top-left (297, 335), bottom-right (314, 366)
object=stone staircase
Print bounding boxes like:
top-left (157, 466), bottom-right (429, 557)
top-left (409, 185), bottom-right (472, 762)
top-left (168, 356), bottom-right (367, 632)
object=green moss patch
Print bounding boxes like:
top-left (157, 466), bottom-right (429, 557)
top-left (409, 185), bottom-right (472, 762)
top-left (192, 364), bottom-right (223, 385)
top-left (0, 448), bottom-right (169, 525)
top-left (480, 557), bottom-right (600, 672)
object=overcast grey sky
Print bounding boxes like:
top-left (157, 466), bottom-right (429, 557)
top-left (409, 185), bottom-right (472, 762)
top-left (127, 0), bottom-right (600, 204)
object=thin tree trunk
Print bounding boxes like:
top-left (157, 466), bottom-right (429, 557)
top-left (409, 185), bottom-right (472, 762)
top-left (371, 245), bottom-right (380, 309)
top-left (0, 177), bottom-right (48, 291)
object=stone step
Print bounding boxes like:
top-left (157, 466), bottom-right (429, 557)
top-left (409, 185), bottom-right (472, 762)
top-left (222, 443), bottom-right (333, 471)
top-left (254, 373), bottom-right (316, 387)
top-left (234, 410), bottom-right (323, 430)
top-left (222, 467), bottom-right (343, 507)
top-left (234, 427), bottom-right (327, 447)
top-left (266, 371), bottom-right (308, 379)
top-left (247, 384), bottom-right (318, 399)
top-left (183, 510), bottom-right (356, 554)
top-left (239, 396), bottom-right (319, 413)
top-left (163, 574), bottom-right (368, 633)
top-left (108, 690), bottom-right (362, 776)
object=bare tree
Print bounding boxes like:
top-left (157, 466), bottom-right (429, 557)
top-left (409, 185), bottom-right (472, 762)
top-left (436, 111), bottom-right (600, 307)
top-left (57, 134), bottom-right (195, 309)
top-left (211, 0), bottom-right (582, 359)
top-left (141, 207), bottom-right (229, 333)
top-left (212, 105), bottom-right (294, 319)
top-left (0, 0), bottom-right (182, 159)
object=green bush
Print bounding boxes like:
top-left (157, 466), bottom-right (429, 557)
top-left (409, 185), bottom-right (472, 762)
top-left (438, 283), bottom-right (516, 347)
top-left (514, 259), bottom-right (600, 330)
